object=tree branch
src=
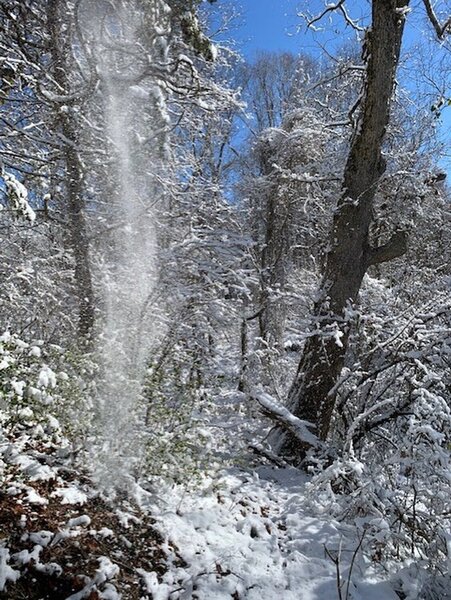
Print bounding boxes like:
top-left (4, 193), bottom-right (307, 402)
top-left (366, 230), bottom-right (408, 267)
top-left (250, 388), bottom-right (323, 448)
top-left (301, 0), bottom-right (363, 31)
top-left (422, 0), bottom-right (451, 39)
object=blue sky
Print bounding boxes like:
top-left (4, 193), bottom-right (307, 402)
top-left (227, 0), bottom-right (304, 56)
top-left (228, 0), bottom-right (442, 55)
top-left (212, 0), bottom-right (451, 171)
top-left (224, 0), bottom-right (370, 58)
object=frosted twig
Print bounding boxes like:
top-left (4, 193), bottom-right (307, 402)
top-left (422, 0), bottom-right (451, 39)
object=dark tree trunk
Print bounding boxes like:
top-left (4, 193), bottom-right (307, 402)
top-left (47, 0), bottom-right (95, 340)
top-left (62, 116), bottom-right (96, 339)
top-left (258, 189), bottom-right (288, 352)
top-left (277, 0), bottom-right (410, 460)
top-left (256, 133), bottom-right (289, 354)
top-left (238, 317), bottom-right (248, 393)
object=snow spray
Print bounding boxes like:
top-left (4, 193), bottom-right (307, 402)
top-left (84, 0), bottom-right (169, 492)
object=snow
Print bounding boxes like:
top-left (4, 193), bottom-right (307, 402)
top-left (0, 548), bottom-right (20, 592)
top-left (333, 327), bottom-right (344, 347)
top-left (96, 556), bottom-right (120, 582)
top-left (28, 530), bottom-right (54, 547)
top-left (67, 515), bottom-right (91, 528)
top-left (52, 485), bottom-right (88, 505)
top-left (99, 583), bottom-right (122, 599)
top-left (0, 5), bottom-right (449, 596)
top-left (353, 580), bottom-right (400, 600)
top-left (12, 544), bottom-right (42, 566)
top-left (29, 345), bottom-right (42, 358)
top-left (0, 327), bottom-right (447, 600)
top-left (25, 488), bottom-right (48, 505)
top-left (129, 85), bottom-right (150, 100)
top-left (11, 380), bottom-right (26, 397)
top-left (251, 388), bottom-right (320, 446)
top-left (137, 569), bottom-right (171, 599)
top-left (136, 466), bottom-right (398, 600)
top-left (9, 452), bottom-right (58, 481)
top-left (37, 365), bottom-right (57, 389)
top-left (65, 557), bottom-right (120, 600)
top-left (395, 6), bottom-right (412, 16)
top-left (209, 43), bottom-right (218, 61)
top-left (47, 415), bottom-right (60, 430)
top-left (97, 527), bottom-right (115, 538)
top-left (2, 171), bottom-right (36, 222)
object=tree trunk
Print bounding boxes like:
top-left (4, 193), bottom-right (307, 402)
top-left (277, 0), bottom-right (410, 460)
top-left (238, 317), bottom-right (248, 392)
top-left (255, 132), bottom-right (289, 355)
top-left (258, 189), bottom-right (288, 352)
top-left (47, 0), bottom-right (95, 340)
top-left (62, 116), bottom-right (96, 339)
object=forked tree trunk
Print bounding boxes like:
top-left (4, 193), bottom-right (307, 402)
top-left (277, 0), bottom-right (410, 460)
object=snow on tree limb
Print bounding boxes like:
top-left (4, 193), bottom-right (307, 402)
top-left (1, 171), bottom-right (36, 223)
top-left (251, 388), bottom-right (323, 448)
top-left (302, 0), bottom-right (364, 32)
top-left (422, 0), bottom-right (451, 39)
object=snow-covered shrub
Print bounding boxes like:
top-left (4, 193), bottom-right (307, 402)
top-left (0, 212), bottom-right (78, 345)
top-left (1, 171), bottom-right (36, 222)
top-left (307, 294), bottom-right (451, 577)
top-left (0, 331), bottom-right (60, 430)
top-left (0, 331), bottom-right (95, 447)
top-left (51, 346), bottom-right (97, 445)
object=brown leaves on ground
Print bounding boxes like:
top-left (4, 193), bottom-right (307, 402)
top-left (0, 432), bottom-right (178, 600)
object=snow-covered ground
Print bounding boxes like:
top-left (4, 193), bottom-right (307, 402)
top-left (1, 392), bottom-right (448, 599)
top-left (135, 465), bottom-right (402, 600)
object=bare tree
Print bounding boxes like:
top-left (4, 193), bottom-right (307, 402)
top-left (273, 0), bottom-right (450, 460)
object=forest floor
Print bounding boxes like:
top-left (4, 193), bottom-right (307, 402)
top-left (0, 395), bottom-right (436, 600)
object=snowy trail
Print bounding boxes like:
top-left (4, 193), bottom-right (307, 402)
top-left (139, 466), bottom-right (399, 600)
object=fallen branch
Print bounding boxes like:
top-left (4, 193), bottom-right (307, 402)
top-left (250, 388), bottom-right (323, 449)
top-left (249, 443), bottom-right (288, 467)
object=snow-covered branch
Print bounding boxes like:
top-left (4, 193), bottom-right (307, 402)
top-left (1, 171), bottom-right (36, 223)
top-left (422, 0), bottom-right (451, 39)
top-left (251, 388), bottom-right (322, 448)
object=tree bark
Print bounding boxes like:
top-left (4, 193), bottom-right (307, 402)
top-left (258, 188), bottom-right (288, 351)
top-left (47, 0), bottom-right (95, 340)
top-left (276, 0), bottom-right (410, 460)
top-left (255, 132), bottom-right (290, 354)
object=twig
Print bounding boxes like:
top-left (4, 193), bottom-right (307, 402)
top-left (422, 0), bottom-right (451, 39)
top-left (306, 1), bottom-right (346, 29)
top-left (345, 530), bottom-right (366, 600)
top-left (325, 539), bottom-right (344, 600)
top-left (301, 0), bottom-right (363, 32)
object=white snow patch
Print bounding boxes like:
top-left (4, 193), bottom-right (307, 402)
top-left (137, 568), bottom-right (171, 599)
top-left (67, 515), bottom-right (91, 528)
top-left (37, 365), bottom-right (57, 389)
top-left (25, 488), bottom-right (48, 505)
top-left (52, 485), bottom-right (88, 505)
top-left (136, 466), bottom-right (403, 600)
top-left (0, 547), bottom-right (20, 592)
top-left (29, 531), bottom-right (54, 547)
